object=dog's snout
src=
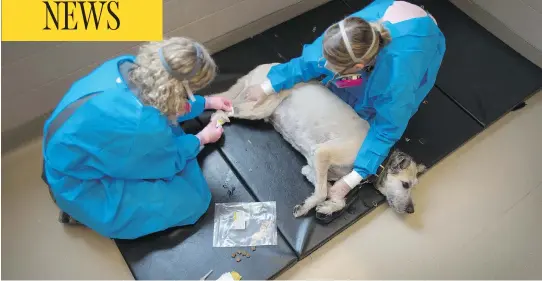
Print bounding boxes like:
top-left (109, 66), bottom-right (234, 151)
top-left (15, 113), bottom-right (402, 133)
top-left (405, 203), bottom-right (415, 214)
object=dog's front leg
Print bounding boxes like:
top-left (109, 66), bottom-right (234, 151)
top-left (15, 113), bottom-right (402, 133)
top-left (293, 145), bottom-right (331, 217)
top-left (315, 140), bottom-right (360, 215)
top-left (301, 165), bottom-right (332, 190)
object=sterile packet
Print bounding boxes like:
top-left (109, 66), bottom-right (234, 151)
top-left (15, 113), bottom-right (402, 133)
top-left (213, 202), bottom-right (277, 247)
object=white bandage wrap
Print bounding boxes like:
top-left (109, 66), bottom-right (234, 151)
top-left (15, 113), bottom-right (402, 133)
top-left (343, 170), bottom-right (363, 188)
top-left (261, 79), bottom-right (276, 95)
top-left (227, 107), bottom-right (235, 117)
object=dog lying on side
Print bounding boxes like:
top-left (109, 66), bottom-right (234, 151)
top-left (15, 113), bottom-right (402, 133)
top-left (211, 64), bottom-right (426, 216)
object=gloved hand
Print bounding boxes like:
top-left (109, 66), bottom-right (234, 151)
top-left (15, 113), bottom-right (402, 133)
top-left (205, 96), bottom-right (233, 111)
top-left (196, 119), bottom-right (224, 145)
top-left (328, 179), bottom-right (352, 200)
top-left (315, 178), bottom-right (351, 216)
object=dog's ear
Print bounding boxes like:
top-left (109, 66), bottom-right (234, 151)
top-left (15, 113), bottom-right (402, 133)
top-left (416, 163), bottom-right (427, 176)
top-left (389, 153), bottom-right (411, 174)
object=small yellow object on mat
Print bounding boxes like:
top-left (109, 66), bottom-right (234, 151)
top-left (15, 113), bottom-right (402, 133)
top-left (217, 271), bottom-right (242, 281)
top-left (230, 271), bottom-right (242, 280)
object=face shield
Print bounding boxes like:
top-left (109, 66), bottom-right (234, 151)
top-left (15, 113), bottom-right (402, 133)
top-left (321, 19), bottom-right (380, 88)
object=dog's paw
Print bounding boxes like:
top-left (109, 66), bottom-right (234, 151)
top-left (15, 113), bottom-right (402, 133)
top-left (316, 198), bottom-right (346, 215)
top-left (301, 165), bottom-right (311, 176)
top-left (293, 204), bottom-right (309, 218)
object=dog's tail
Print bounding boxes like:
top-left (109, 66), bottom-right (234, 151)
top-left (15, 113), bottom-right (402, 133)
top-left (211, 63), bottom-right (293, 120)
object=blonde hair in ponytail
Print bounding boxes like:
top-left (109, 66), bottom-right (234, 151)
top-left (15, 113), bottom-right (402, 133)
top-left (323, 17), bottom-right (391, 69)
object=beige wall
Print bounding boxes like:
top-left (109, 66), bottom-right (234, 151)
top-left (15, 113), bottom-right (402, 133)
top-left (1, 0), bottom-right (329, 133)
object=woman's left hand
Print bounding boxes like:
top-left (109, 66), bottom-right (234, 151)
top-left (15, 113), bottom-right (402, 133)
top-left (205, 96), bottom-right (233, 111)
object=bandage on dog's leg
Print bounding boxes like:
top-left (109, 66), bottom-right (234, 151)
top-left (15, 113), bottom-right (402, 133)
top-left (210, 63), bottom-right (287, 121)
top-left (211, 110), bottom-right (231, 128)
top-left (227, 107), bottom-right (235, 117)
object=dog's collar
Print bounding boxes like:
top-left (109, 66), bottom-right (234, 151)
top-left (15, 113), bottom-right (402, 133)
top-left (362, 164), bottom-right (385, 185)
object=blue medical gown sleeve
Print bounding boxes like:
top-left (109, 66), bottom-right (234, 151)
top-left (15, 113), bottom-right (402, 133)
top-left (353, 58), bottom-right (416, 178)
top-left (267, 36), bottom-right (328, 92)
top-left (111, 111), bottom-right (202, 180)
top-left (177, 95), bottom-right (206, 123)
top-left (45, 91), bottom-right (203, 181)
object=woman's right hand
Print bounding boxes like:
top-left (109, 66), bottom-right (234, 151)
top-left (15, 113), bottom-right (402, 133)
top-left (196, 120), bottom-right (224, 145)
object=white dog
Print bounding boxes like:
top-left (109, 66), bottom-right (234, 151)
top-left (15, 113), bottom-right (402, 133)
top-left (212, 64), bottom-right (426, 217)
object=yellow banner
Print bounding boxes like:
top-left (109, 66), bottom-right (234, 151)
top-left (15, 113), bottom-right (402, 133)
top-left (2, 0), bottom-right (163, 41)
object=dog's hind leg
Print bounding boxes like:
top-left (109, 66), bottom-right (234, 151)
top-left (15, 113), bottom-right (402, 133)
top-left (209, 63), bottom-right (290, 121)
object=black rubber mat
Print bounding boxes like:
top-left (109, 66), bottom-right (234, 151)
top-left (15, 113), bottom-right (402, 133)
top-left (196, 87), bottom-right (481, 258)
top-left (342, 0), bottom-right (374, 11)
top-left (396, 87), bottom-right (483, 168)
top-left (115, 147), bottom-right (298, 280)
top-left (411, 0), bottom-right (542, 126)
top-left (113, 0), bottom-right (540, 279)
top-left (199, 35), bottom-right (283, 96)
top-left (197, 87), bottom-right (482, 259)
top-left (194, 0), bottom-right (482, 258)
top-left (260, 0), bottom-right (353, 60)
top-left (201, 116), bottom-right (385, 257)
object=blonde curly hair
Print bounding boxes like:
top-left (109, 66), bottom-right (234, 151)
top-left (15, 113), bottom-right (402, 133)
top-left (129, 37), bottom-right (217, 119)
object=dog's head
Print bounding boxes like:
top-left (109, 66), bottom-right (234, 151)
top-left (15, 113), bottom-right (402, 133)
top-left (376, 150), bottom-right (426, 214)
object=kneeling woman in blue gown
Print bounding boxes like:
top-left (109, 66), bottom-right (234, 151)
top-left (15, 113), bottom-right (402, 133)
top-left (244, 0), bottom-right (446, 215)
top-left (42, 37), bottom-right (232, 239)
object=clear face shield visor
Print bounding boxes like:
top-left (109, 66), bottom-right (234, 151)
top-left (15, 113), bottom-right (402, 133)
top-left (320, 19), bottom-right (379, 88)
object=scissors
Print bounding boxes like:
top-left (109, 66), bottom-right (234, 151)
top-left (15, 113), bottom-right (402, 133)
top-left (200, 269), bottom-right (213, 280)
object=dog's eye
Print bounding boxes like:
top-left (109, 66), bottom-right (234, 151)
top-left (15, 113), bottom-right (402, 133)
top-left (402, 181), bottom-right (411, 189)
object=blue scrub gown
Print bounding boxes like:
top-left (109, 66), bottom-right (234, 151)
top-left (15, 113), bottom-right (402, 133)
top-left (42, 55), bottom-right (211, 239)
top-left (267, 0), bottom-right (446, 178)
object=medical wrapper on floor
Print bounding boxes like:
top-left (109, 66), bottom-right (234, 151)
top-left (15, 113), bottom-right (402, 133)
top-left (213, 202), bottom-right (277, 247)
